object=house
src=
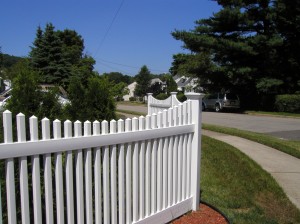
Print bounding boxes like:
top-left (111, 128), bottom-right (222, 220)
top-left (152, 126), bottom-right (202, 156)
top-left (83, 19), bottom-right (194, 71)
top-left (173, 75), bottom-right (201, 92)
top-left (122, 78), bottom-right (166, 101)
top-left (123, 81), bottom-right (137, 101)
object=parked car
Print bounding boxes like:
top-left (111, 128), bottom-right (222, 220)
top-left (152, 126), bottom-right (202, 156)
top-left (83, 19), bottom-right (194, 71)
top-left (202, 93), bottom-right (240, 112)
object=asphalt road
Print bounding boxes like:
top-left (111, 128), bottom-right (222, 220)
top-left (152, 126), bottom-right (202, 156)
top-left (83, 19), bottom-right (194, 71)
top-left (117, 104), bottom-right (300, 140)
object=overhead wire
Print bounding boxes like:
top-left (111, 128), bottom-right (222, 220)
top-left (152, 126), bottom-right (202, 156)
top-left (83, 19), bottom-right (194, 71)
top-left (94, 0), bottom-right (125, 57)
top-left (98, 58), bottom-right (169, 74)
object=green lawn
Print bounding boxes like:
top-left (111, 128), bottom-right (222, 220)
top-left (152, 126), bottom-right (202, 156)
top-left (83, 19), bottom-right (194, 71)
top-left (201, 135), bottom-right (300, 223)
top-left (203, 123), bottom-right (300, 159)
top-left (244, 111), bottom-right (300, 118)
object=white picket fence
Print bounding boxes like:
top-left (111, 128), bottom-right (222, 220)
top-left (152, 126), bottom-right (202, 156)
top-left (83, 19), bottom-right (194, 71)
top-left (147, 92), bottom-right (181, 115)
top-left (0, 92), bottom-right (203, 224)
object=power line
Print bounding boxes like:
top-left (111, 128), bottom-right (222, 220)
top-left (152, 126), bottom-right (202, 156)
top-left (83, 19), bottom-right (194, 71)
top-left (97, 60), bottom-right (134, 75)
top-left (98, 57), bottom-right (169, 73)
top-left (94, 0), bottom-right (125, 57)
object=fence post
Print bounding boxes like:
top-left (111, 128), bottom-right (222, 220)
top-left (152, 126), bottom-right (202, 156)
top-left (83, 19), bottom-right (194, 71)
top-left (170, 92), bottom-right (177, 107)
top-left (185, 92), bottom-right (204, 211)
top-left (147, 93), bottom-right (153, 115)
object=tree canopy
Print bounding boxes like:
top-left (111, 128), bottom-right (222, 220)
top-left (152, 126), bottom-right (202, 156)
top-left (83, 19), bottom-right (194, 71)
top-left (29, 23), bottom-right (95, 88)
top-left (134, 65), bottom-right (152, 97)
top-left (171, 0), bottom-right (299, 109)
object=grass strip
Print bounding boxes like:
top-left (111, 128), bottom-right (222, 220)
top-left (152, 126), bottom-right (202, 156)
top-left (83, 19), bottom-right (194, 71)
top-left (201, 135), bottom-right (300, 223)
top-left (244, 111), bottom-right (300, 118)
top-left (203, 123), bottom-right (300, 159)
top-left (116, 109), bottom-right (146, 117)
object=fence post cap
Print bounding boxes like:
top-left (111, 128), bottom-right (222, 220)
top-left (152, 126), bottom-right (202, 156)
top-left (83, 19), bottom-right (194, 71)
top-left (185, 92), bottom-right (205, 100)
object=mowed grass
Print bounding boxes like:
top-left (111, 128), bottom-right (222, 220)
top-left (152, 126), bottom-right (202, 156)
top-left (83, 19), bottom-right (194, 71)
top-left (203, 123), bottom-right (300, 159)
top-left (244, 111), bottom-right (300, 118)
top-left (201, 135), bottom-right (300, 223)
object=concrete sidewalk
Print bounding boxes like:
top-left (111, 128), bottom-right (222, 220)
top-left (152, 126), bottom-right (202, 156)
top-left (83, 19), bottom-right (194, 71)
top-left (203, 130), bottom-right (300, 210)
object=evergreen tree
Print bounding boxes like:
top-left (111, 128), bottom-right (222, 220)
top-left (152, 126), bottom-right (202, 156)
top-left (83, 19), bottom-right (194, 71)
top-left (65, 76), bottom-right (116, 122)
top-left (30, 23), bottom-right (95, 88)
top-left (171, 0), bottom-right (292, 108)
top-left (135, 65), bottom-right (152, 97)
top-left (275, 0), bottom-right (300, 93)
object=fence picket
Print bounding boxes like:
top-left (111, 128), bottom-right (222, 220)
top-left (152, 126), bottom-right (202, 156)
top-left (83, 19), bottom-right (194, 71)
top-left (139, 116), bottom-right (146, 220)
top-left (157, 112), bottom-right (163, 211)
top-left (3, 110), bottom-right (17, 224)
top-left (93, 120), bottom-right (102, 224)
top-left (172, 106), bottom-right (178, 204)
top-left (30, 116), bottom-right (42, 224)
top-left (42, 118), bottom-right (54, 224)
top-left (110, 120), bottom-right (118, 224)
top-left (53, 119), bottom-right (65, 224)
top-left (177, 104), bottom-right (183, 202)
top-left (84, 121), bottom-right (93, 224)
top-left (74, 121), bottom-right (84, 224)
top-left (182, 103), bottom-right (188, 199)
top-left (64, 120), bottom-right (75, 224)
top-left (162, 110), bottom-right (168, 209)
top-left (125, 118), bottom-right (132, 223)
top-left (187, 100), bottom-right (192, 197)
top-left (151, 113), bottom-right (157, 214)
top-left (17, 113), bottom-right (30, 224)
top-left (167, 108), bottom-right (174, 207)
top-left (102, 120), bottom-right (110, 224)
top-left (145, 115), bottom-right (151, 217)
top-left (132, 117), bottom-right (139, 222)
top-left (117, 119), bottom-right (125, 224)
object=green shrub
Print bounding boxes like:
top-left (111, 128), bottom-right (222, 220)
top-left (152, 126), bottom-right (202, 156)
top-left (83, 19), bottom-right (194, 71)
top-left (275, 94), bottom-right (300, 113)
top-left (129, 96), bottom-right (136, 101)
top-left (177, 92), bottom-right (187, 102)
top-left (155, 93), bottom-right (168, 100)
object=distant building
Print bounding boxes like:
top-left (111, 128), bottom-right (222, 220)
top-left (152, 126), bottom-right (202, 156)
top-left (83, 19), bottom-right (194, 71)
top-left (123, 78), bottom-right (166, 101)
top-left (173, 75), bottom-right (201, 92)
top-left (123, 81), bottom-right (137, 101)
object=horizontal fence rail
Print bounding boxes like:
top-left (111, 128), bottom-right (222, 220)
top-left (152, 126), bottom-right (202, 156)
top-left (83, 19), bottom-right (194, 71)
top-left (0, 93), bottom-right (203, 224)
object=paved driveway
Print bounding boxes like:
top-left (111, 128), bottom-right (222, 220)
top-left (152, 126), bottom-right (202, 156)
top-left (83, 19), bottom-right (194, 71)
top-left (202, 112), bottom-right (300, 140)
top-left (117, 104), bottom-right (300, 140)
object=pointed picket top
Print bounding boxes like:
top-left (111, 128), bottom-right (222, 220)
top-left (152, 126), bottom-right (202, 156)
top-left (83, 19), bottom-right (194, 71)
top-left (3, 109), bottom-right (11, 115)
top-left (53, 119), bottom-right (61, 139)
top-left (16, 113), bottom-right (26, 142)
top-left (117, 119), bottom-right (124, 133)
top-left (93, 120), bottom-right (100, 136)
top-left (42, 117), bottom-right (50, 140)
top-left (3, 109), bottom-right (13, 143)
top-left (74, 120), bottom-right (82, 137)
top-left (84, 120), bottom-right (92, 136)
top-left (139, 116), bottom-right (145, 131)
top-left (132, 117), bottom-right (138, 131)
top-left (145, 115), bottom-right (151, 130)
top-left (125, 118), bottom-right (132, 132)
top-left (16, 112), bottom-right (25, 117)
top-left (110, 120), bottom-right (117, 134)
top-left (29, 115), bottom-right (38, 141)
top-left (64, 120), bottom-right (72, 138)
top-left (102, 120), bottom-right (108, 134)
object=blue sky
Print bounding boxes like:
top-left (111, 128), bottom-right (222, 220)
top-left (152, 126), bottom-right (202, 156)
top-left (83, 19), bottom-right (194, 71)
top-left (1, 1), bottom-right (220, 76)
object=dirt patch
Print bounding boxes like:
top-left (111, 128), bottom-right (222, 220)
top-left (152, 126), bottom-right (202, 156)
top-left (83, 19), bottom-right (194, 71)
top-left (171, 203), bottom-right (228, 224)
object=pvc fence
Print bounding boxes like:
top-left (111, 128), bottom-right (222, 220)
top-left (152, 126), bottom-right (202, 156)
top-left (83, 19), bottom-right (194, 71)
top-left (0, 92), bottom-right (203, 224)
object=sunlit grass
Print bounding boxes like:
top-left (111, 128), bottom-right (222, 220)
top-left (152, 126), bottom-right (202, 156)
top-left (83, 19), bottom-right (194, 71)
top-left (201, 135), bottom-right (300, 223)
top-left (203, 123), bottom-right (300, 159)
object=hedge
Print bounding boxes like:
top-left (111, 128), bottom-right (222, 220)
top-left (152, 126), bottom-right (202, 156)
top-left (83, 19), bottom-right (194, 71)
top-left (275, 94), bottom-right (300, 113)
